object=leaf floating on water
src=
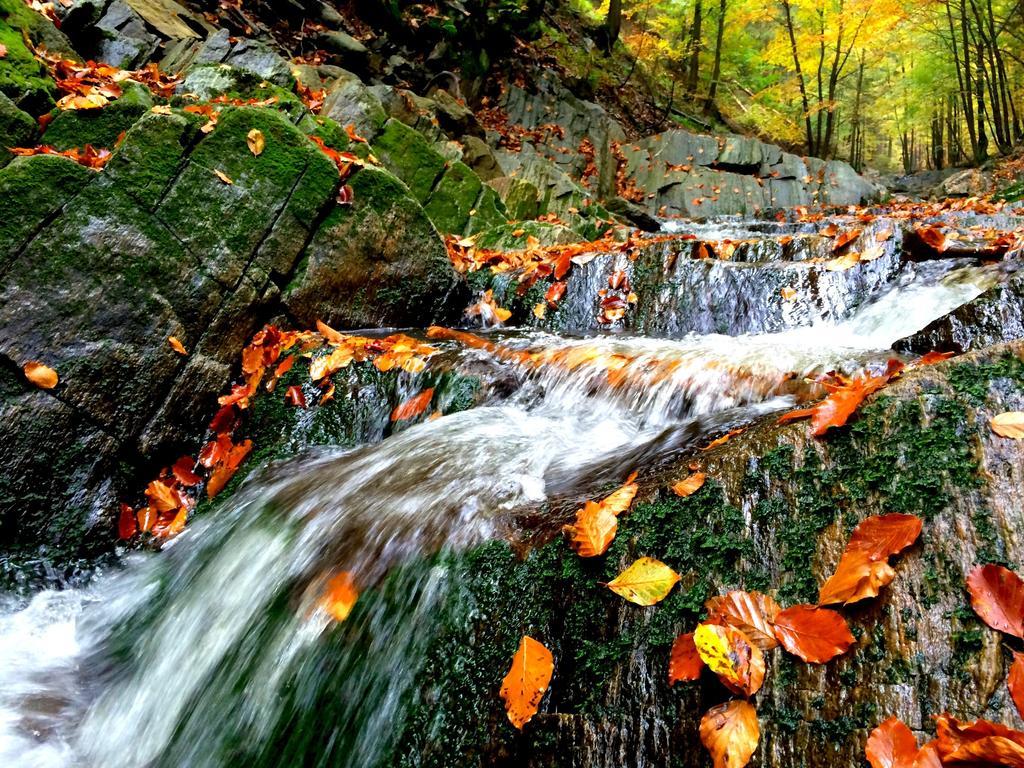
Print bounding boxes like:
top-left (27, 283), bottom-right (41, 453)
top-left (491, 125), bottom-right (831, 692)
top-left (772, 605), bottom-right (854, 663)
top-left (865, 716), bottom-right (920, 768)
top-left (391, 388), bottom-right (434, 422)
top-left (564, 501), bottom-right (617, 557)
top-left (705, 590), bottom-right (781, 650)
top-left (320, 571), bottom-right (359, 623)
top-left (991, 412), bottom-right (1024, 439)
top-left (699, 700), bottom-right (759, 768)
top-left (246, 128), bottom-right (265, 156)
top-left (500, 636), bottom-right (554, 729)
top-left (672, 471), bottom-right (706, 498)
top-left (694, 623), bottom-right (765, 696)
top-left (168, 336), bottom-right (187, 355)
top-left (668, 632), bottom-right (705, 685)
top-left (606, 556), bottom-right (680, 606)
top-left (23, 360), bottom-right (58, 389)
top-left (966, 563), bottom-right (1024, 638)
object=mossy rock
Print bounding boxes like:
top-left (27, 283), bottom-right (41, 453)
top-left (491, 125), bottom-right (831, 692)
top-left (157, 106), bottom-right (338, 284)
top-left (488, 175), bottom-right (540, 221)
top-left (423, 160), bottom-right (481, 235)
top-left (284, 164), bottom-right (466, 329)
top-left (370, 117), bottom-right (447, 203)
top-left (102, 110), bottom-right (198, 210)
top-left (0, 91), bottom-right (36, 165)
top-left (0, 0), bottom-right (65, 113)
top-left (0, 153), bottom-right (93, 262)
top-left (41, 81), bottom-right (154, 151)
top-left (465, 183), bottom-right (508, 236)
top-left (472, 220), bottom-right (578, 250)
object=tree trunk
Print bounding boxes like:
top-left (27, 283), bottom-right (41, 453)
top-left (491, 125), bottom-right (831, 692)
top-left (781, 0), bottom-right (815, 155)
top-left (703, 0), bottom-right (727, 112)
top-left (603, 0), bottom-right (622, 54)
top-left (686, 0), bottom-right (704, 95)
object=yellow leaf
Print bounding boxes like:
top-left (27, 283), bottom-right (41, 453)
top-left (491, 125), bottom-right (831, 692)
top-left (606, 556), bottom-right (680, 606)
top-left (247, 128), bottom-right (265, 156)
top-left (215, 169), bottom-right (233, 185)
top-left (694, 623), bottom-right (765, 696)
top-left (151, 105), bottom-right (173, 115)
top-left (781, 286), bottom-right (797, 300)
top-left (499, 636), bottom-right (554, 729)
top-left (991, 412), bottom-right (1024, 439)
top-left (533, 302), bottom-right (546, 319)
top-left (23, 360), bottom-right (58, 389)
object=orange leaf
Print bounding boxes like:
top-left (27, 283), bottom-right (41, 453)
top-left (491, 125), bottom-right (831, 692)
top-left (145, 479), bottom-right (180, 513)
top-left (705, 590), bottom-right (781, 650)
top-left (915, 350), bottom-right (955, 367)
top-left (668, 632), bottom-right (705, 685)
top-left (865, 716), bottom-right (919, 768)
top-left (818, 550), bottom-right (896, 605)
top-left (168, 336), bottom-right (188, 355)
top-left (118, 503), bottom-right (137, 540)
top-left (778, 371), bottom-right (890, 436)
top-left (772, 605), bottom-right (855, 663)
top-left (916, 227), bottom-right (947, 251)
top-left (285, 384), bottom-right (307, 408)
top-left (672, 472), bottom-right (706, 498)
top-left (214, 169), bottom-right (233, 185)
top-left (967, 564), bottom-right (1024, 638)
top-left (991, 412), bottom-right (1024, 439)
top-left (599, 472), bottom-right (638, 516)
top-left (500, 636), bottom-right (554, 729)
top-left (847, 513), bottom-right (923, 562)
top-left (935, 714), bottom-right (1024, 766)
top-left (694, 623), bottom-right (766, 696)
top-left (316, 318), bottom-right (347, 345)
top-left (391, 388), bottom-right (434, 422)
top-left (545, 281), bottom-right (567, 307)
top-left (23, 360), bottom-right (58, 389)
top-left (171, 456), bottom-right (201, 487)
top-left (1009, 652), bottom-right (1024, 721)
top-left (564, 501), bottom-right (617, 557)
top-left (832, 228), bottom-right (862, 250)
top-left (320, 571), bottom-right (359, 622)
top-left (699, 700), bottom-right (759, 768)
top-left (915, 741), bottom-right (943, 768)
top-left (137, 505), bottom-right (157, 533)
top-left (206, 439), bottom-right (252, 499)
top-left (781, 286), bottom-right (797, 300)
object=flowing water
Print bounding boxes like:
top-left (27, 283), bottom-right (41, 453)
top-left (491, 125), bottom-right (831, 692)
top-left (0, 243), bottom-right (1001, 767)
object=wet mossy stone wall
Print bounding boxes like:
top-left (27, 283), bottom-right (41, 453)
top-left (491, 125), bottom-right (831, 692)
top-left (334, 344), bottom-right (1024, 768)
top-left (0, 102), bottom-right (464, 576)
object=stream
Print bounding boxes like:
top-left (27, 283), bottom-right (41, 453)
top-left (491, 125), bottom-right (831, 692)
top-left (0, 224), bottom-right (1003, 767)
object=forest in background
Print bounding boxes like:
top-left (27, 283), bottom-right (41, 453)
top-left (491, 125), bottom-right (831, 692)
top-left (594, 0), bottom-right (1024, 172)
top-left (395, 0), bottom-right (1024, 173)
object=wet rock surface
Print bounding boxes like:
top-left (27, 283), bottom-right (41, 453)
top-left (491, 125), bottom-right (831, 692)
top-left (388, 344), bottom-right (1024, 768)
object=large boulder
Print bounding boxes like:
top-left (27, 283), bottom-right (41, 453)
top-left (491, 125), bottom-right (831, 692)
top-left (283, 165), bottom-right (464, 329)
top-left (0, 103), bottom-right (462, 573)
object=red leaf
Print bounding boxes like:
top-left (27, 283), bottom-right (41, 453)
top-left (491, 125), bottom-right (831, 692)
top-left (118, 503), bottom-right (137, 540)
top-left (934, 714), bottom-right (1024, 766)
top-left (1009, 652), bottom-right (1024, 720)
top-left (391, 388), bottom-right (434, 422)
top-left (285, 384), bottom-right (307, 408)
top-left (818, 550), bottom-right (896, 606)
top-left (668, 632), bottom-right (705, 684)
top-left (866, 716), bottom-right (919, 768)
top-left (966, 564), bottom-right (1024, 638)
top-left (772, 605), bottom-right (855, 663)
top-left (545, 281), bottom-right (567, 307)
top-left (171, 456), bottom-right (201, 486)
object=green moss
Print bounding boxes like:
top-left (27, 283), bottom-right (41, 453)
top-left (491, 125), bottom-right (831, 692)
top-left (949, 355), bottom-right (1024, 405)
top-left (0, 153), bottom-right (92, 261)
top-left (41, 81), bottom-right (153, 150)
top-left (465, 184), bottom-right (508, 235)
top-left (0, 91), bottom-right (35, 164)
top-left (423, 160), bottom-right (482, 235)
top-left (102, 111), bottom-right (196, 209)
top-left (0, 0), bottom-right (57, 112)
top-left (370, 118), bottom-right (447, 203)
